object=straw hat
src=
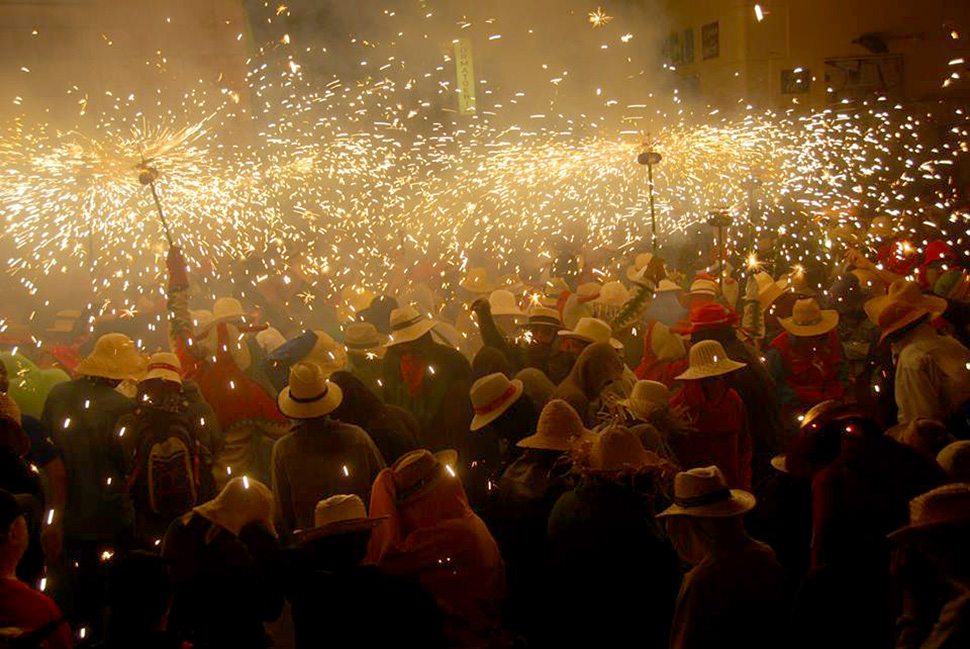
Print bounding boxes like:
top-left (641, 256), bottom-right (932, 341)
top-left (520, 306), bottom-right (562, 329)
top-left (340, 287), bottom-right (377, 321)
top-left (620, 380), bottom-right (671, 421)
top-left (576, 282), bottom-right (602, 300)
top-left (937, 441), bottom-right (970, 482)
top-left (488, 289), bottom-right (525, 318)
top-left (390, 449), bottom-right (459, 503)
top-left (75, 333), bottom-right (148, 381)
top-left (459, 267), bottom-right (498, 294)
top-left (595, 281), bottom-right (631, 307)
top-left (294, 494), bottom-right (387, 542)
top-left (864, 280), bottom-right (948, 343)
top-left (517, 399), bottom-right (596, 451)
top-left (277, 361), bottom-right (343, 420)
top-left (46, 309), bottom-right (82, 334)
top-left (343, 322), bottom-right (388, 358)
top-left (588, 426), bottom-right (659, 473)
top-left (888, 483), bottom-right (970, 543)
top-left (141, 352), bottom-right (182, 385)
top-left (754, 272), bottom-right (787, 310)
top-left (193, 476), bottom-right (275, 537)
top-left (386, 305), bottom-right (438, 346)
top-left (780, 298), bottom-right (839, 337)
top-left (850, 269), bottom-right (888, 296)
top-left (688, 279), bottom-right (718, 297)
top-left (256, 327), bottom-right (287, 354)
top-left (557, 317), bottom-right (623, 351)
top-left (470, 373), bottom-right (524, 431)
top-left (656, 279), bottom-right (683, 293)
top-left (626, 253), bottom-right (654, 282)
top-left (657, 466), bottom-right (756, 518)
top-left (212, 297), bottom-right (248, 324)
top-left (190, 310), bottom-right (213, 330)
top-left (675, 340), bottom-right (746, 381)
top-left (306, 331), bottom-right (349, 376)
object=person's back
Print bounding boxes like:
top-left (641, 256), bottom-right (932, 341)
top-left (271, 419), bottom-right (385, 535)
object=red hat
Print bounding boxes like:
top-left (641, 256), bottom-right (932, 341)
top-left (688, 303), bottom-right (738, 333)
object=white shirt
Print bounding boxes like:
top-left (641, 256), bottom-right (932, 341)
top-left (893, 324), bottom-right (970, 424)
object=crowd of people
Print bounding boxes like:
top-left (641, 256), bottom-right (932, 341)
top-left (2, 225), bottom-right (970, 649)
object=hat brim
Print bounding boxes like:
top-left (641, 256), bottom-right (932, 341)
top-left (491, 307), bottom-right (526, 318)
top-left (294, 515), bottom-right (388, 543)
top-left (675, 358), bottom-right (746, 380)
top-left (471, 380), bottom-right (524, 431)
top-left (75, 356), bottom-right (147, 381)
top-left (278, 381), bottom-right (343, 420)
top-left (386, 319), bottom-right (438, 346)
top-left (779, 310), bottom-right (839, 337)
top-left (865, 292), bottom-right (948, 342)
top-left (625, 265), bottom-right (645, 282)
top-left (142, 369), bottom-right (182, 384)
top-left (556, 331), bottom-right (624, 351)
top-left (619, 398), bottom-right (663, 422)
top-left (758, 283), bottom-right (785, 310)
top-left (657, 489), bottom-right (756, 518)
top-left (396, 450), bottom-right (459, 503)
top-left (770, 454), bottom-right (788, 473)
top-left (517, 428), bottom-right (594, 451)
top-left (459, 280), bottom-right (498, 294)
top-left (888, 517), bottom-right (968, 544)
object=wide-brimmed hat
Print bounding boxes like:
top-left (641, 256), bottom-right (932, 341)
top-left (595, 281), bottom-right (631, 308)
top-left (656, 279), bottom-right (683, 293)
top-left (212, 297), bottom-right (248, 324)
top-left (675, 339), bottom-right (746, 380)
top-left (688, 303), bottom-right (738, 333)
top-left (46, 309), bottom-right (82, 334)
top-left (937, 441), bottom-right (970, 482)
top-left (864, 280), bottom-right (948, 343)
top-left (780, 298), bottom-right (839, 337)
top-left (278, 361), bottom-right (343, 420)
top-left (391, 449), bottom-right (459, 503)
top-left (688, 279), bottom-right (718, 297)
top-left (557, 317), bottom-right (623, 351)
top-left (517, 399), bottom-right (596, 451)
top-left (305, 331), bottom-right (349, 376)
top-left (657, 466), bottom-right (756, 518)
top-left (386, 306), bottom-right (438, 346)
top-left (620, 380), bottom-right (671, 421)
top-left (626, 252), bottom-right (655, 282)
top-left (520, 306), bottom-right (562, 330)
top-left (576, 282), bottom-right (602, 300)
top-left (256, 327), bottom-right (287, 354)
top-left (470, 373), bottom-right (524, 431)
top-left (75, 333), bottom-right (148, 381)
top-left (190, 310), bottom-right (213, 331)
top-left (142, 352), bottom-right (183, 384)
top-left (587, 425), bottom-right (660, 473)
top-left (193, 476), bottom-right (275, 537)
top-left (754, 272), bottom-right (787, 310)
top-left (888, 483), bottom-right (970, 543)
top-left (488, 289), bottom-right (525, 318)
top-left (343, 322), bottom-right (388, 358)
top-left (459, 267), bottom-right (499, 294)
top-left (294, 494), bottom-right (387, 542)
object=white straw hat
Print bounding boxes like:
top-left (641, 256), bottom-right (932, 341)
top-left (517, 399), bottom-right (595, 451)
top-left (277, 361), bottom-right (343, 420)
top-left (74, 333), bottom-right (148, 381)
top-left (780, 298), bottom-right (839, 337)
top-left (595, 281), bottom-right (631, 307)
top-left (675, 340), bottom-right (746, 380)
top-left (386, 305), bottom-right (438, 346)
top-left (470, 373), bottom-right (524, 431)
top-left (141, 352), bottom-right (183, 385)
top-left (657, 466), bottom-right (756, 518)
top-left (688, 279), bottom-right (718, 297)
top-left (626, 253), bottom-right (654, 282)
top-left (459, 267), bottom-right (499, 294)
top-left (212, 297), bottom-right (248, 324)
top-left (294, 494), bottom-right (387, 542)
top-left (619, 380), bottom-right (671, 421)
top-left (557, 317), bottom-right (623, 351)
top-left (488, 289), bottom-right (525, 317)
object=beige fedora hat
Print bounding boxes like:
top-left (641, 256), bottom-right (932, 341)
top-left (75, 333), bottom-right (148, 381)
top-left (557, 317), bottom-right (623, 351)
top-left (294, 494), bottom-right (387, 542)
top-left (657, 466), bottom-right (756, 518)
top-left (459, 267), bottom-right (499, 294)
top-left (619, 380), bottom-right (671, 421)
top-left (277, 361), bottom-right (343, 420)
top-left (488, 289), bottom-right (525, 317)
top-left (520, 306), bottom-right (562, 330)
top-left (595, 281), bottom-right (631, 308)
top-left (888, 483), bottom-right (970, 543)
top-left (675, 340), bottom-right (746, 381)
top-left (656, 279), bottom-right (683, 293)
top-left (391, 449), bottom-right (460, 503)
top-left (688, 279), bottom-right (718, 297)
top-left (141, 352), bottom-right (183, 385)
top-left (386, 305), bottom-right (438, 346)
top-left (193, 476), bottom-right (276, 537)
top-left (576, 282), bottom-right (602, 300)
top-left (517, 399), bottom-right (595, 451)
top-left (343, 322), bottom-right (388, 358)
top-left (626, 252), bottom-right (654, 282)
top-left (754, 272), bottom-right (787, 310)
top-left (587, 426), bottom-right (658, 473)
top-left (864, 280), bottom-right (947, 343)
top-left (780, 298), bottom-right (839, 337)
top-left (470, 373), bottom-right (524, 431)
top-left (212, 297), bottom-right (248, 324)
top-left (306, 331), bottom-right (349, 376)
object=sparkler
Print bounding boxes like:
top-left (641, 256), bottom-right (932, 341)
top-left (588, 7), bottom-right (614, 28)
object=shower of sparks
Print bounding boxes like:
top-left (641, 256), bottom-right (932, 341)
top-left (588, 7), bottom-right (613, 28)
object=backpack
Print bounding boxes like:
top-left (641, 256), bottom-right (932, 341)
top-left (128, 410), bottom-right (204, 518)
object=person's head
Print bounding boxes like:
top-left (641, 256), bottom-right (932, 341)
top-left (889, 484), bottom-right (970, 585)
top-left (296, 494), bottom-right (384, 569)
top-left (675, 339), bottom-right (745, 398)
top-left (664, 515), bottom-right (746, 564)
top-left (136, 378), bottom-right (182, 408)
top-left (572, 342), bottom-right (624, 398)
top-left (472, 346), bottom-right (513, 380)
top-left (329, 370), bottom-right (382, 427)
top-left (108, 551), bottom-right (173, 638)
top-left (0, 489), bottom-right (31, 573)
top-left (937, 441), bottom-right (970, 483)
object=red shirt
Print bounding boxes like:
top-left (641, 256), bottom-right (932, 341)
top-left (0, 578), bottom-right (73, 649)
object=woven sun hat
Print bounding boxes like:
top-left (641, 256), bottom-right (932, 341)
top-left (278, 361), bottom-right (343, 420)
top-left (46, 309), bottom-right (82, 334)
top-left (488, 289), bottom-right (525, 318)
top-left (391, 449), bottom-right (460, 503)
top-left (75, 333), bottom-right (148, 381)
top-left (294, 494), bottom-right (387, 543)
top-left (517, 399), bottom-right (595, 451)
top-left (256, 326), bottom-right (287, 354)
top-left (520, 306), bottom-right (562, 329)
top-left (780, 298), bottom-right (839, 337)
top-left (587, 425), bottom-right (660, 473)
top-left (626, 252), bottom-right (654, 282)
top-left (657, 466), bottom-right (756, 518)
top-left (190, 309), bottom-right (213, 330)
top-left (675, 340), bottom-right (746, 381)
top-left (688, 279), bottom-right (718, 297)
top-left (141, 352), bottom-right (183, 385)
top-left (754, 271), bottom-right (787, 310)
top-left (557, 317), bottom-right (623, 351)
top-left (459, 267), bottom-right (499, 294)
top-left (305, 331), bottom-right (349, 376)
top-left (386, 305), bottom-right (439, 346)
top-left (211, 297), bottom-right (248, 324)
top-left (343, 322), bottom-right (388, 358)
top-left (595, 281), bottom-right (631, 308)
top-left (576, 282), bottom-right (602, 300)
top-left (657, 279), bottom-right (683, 293)
top-left (470, 373), bottom-right (524, 431)
top-left (864, 280), bottom-right (948, 343)
top-left (620, 380), bottom-right (671, 421)
top-left (888, 483), bottom-right (970, 543)
top-left (937, 441), bottom-right (970, 483)
top-left (193, 476), bottom-right (276, 537)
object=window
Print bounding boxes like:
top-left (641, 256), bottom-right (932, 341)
top-left (683, 28), bottom-right (695, 64)
top-left (702, 22), bottom-right (719, 60)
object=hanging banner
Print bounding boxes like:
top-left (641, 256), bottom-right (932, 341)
top-left (455, 38), bottom-right (477, 115)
